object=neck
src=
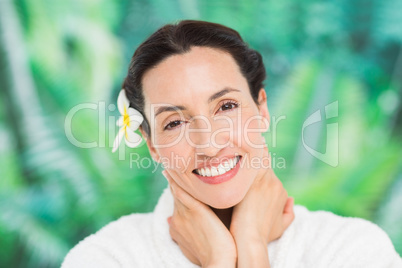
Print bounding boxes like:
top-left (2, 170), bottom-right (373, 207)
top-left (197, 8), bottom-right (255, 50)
top-left (210, 206), bottom-right (233, 230)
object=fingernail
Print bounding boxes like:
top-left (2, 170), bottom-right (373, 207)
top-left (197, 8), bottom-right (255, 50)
top-left (167, 216), bottom-right (172, 225)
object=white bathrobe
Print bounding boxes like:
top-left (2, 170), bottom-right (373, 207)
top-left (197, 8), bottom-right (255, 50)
top-left (61, 187), bottom-right (402, 267)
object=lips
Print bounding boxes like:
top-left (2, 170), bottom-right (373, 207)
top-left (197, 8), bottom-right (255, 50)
top-left (193, 156), bottom-right (241, 177)
top-left (192, 156), bottom-right (242, 184)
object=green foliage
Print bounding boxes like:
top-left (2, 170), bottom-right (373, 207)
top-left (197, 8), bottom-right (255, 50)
top-left (0, 0), bottom-right (401, 267)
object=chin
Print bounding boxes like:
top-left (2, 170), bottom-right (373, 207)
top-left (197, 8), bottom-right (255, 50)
top-left (203, 187), bottom-right (247, 209)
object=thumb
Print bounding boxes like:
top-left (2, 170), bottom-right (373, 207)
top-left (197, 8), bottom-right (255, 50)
top-left (282, 197), bottom-right (295, 228)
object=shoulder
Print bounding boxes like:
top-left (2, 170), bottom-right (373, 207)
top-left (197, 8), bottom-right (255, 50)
top-left (290, 205), bottom-right (402, 267)
top-left (61, 212), bottom-right (157, 268)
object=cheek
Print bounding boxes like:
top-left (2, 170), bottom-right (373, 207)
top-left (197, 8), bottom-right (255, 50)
top-left (247, 119), bottom-right (265, 147)
top-left (235, 112), bottom-right (265, 151)
top-left (153, 130), bottom-right (183, 146)
top-left (157, 140), bottom-right (192, 172)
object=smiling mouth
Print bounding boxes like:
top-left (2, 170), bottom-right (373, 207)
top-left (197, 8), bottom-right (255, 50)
top-left (192, 156), bottom-right (242, 177)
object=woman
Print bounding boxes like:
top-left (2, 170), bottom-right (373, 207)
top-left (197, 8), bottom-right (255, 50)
top-left (62, 20), bottom-right (402, 267)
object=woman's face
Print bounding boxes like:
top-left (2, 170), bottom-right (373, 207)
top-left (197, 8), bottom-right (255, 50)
top-left (141, 46), bottom-right (269, 209)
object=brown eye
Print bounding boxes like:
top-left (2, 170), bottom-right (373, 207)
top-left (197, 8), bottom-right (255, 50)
top-left (218, 101), bottom-right (239, 112)
top-left (164, 120), bottom-right (184, 130)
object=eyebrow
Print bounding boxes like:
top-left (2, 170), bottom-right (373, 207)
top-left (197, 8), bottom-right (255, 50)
top-left (154, 87), bottom-right (240, 117)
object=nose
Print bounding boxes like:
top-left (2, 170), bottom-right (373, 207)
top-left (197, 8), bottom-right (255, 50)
top-left (188, 116), bottom-right (230, 157)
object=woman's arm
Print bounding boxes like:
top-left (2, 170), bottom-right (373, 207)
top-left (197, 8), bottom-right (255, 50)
top-left (231, 178), bottom-right (294, 268)
top-left (234, 236), bottom-right (270, 268)
top-left (163, 170), bottom-right (237, 267)
top-left (162, 144), bottom-right (294, 267)
top-left (230, 144), bottom-right (295, 268)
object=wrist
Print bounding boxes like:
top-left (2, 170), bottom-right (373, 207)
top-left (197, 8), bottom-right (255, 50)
top-left (234, 237), bottom-right (269, 268)
top-left (205, 251), bottom-right (236, 268)
top-left (205, 257), bottom-right (236, 268)
top-left (232, 228), bottom-right (266, 246)
top-left (205, 262), bottom-right (235, 268)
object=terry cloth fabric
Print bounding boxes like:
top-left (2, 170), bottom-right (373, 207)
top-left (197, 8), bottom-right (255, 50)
top-left (61, 186), bottom-right (402, 267)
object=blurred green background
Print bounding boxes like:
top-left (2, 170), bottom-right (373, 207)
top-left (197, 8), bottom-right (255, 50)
top-left (0, 0), bottom-right (401, 267)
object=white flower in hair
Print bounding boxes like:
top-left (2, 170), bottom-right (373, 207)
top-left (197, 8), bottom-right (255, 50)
top-left (112, 89), bottom-right (144, 153)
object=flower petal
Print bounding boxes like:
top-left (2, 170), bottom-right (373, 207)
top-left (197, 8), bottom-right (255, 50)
top-left (127, 107), bottom-right (144, 131)
top-left (116, 116), bottom-right (123, 127)
top-left (125, 130), bottom-right (142, 148)
top-left (112, 127), bottom-right (125, 153)
top-left (117, 90), bottom-right (130, 115)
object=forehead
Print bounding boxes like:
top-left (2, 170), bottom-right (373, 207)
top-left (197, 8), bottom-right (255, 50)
top-left (141, 46), bottom-right (250, 110)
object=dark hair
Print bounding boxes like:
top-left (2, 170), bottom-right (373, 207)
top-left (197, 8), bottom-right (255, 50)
top-left (122, 20), bottom-right (266, 138)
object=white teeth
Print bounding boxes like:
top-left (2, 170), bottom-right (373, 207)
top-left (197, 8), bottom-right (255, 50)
top-left (195, 156), bottom-right (240, 177)
top-left (217, 166), bottom-right (226, 175)
top-left (211, 167), bottom-right (219, 176)
top-left (229, 158), bottom-right (234, 168)
top-left (218, 163), bottom-right (231, 172)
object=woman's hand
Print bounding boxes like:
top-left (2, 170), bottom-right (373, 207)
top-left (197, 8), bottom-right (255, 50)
top-left (162, 169), bottom-right (237, 268)
top-left (230, 145), bottom-right (295, 267)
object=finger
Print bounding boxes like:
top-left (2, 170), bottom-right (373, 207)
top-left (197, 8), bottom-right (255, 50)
top-left (261, 150), bottom-right (271, 170)
top-left (282, 197), bottom-right (295, 229)
top-left (268, 198), bottom-right (294, 242)
top-left (162, 169), bottom-right (180, 195)
top-left (168, 222), bottom-right (178, 244)
top-left (163, 169), bottom-right (201, 211)
top-left (259, 150), bottom-right (275, 184)
top-left (168, 180), bottom-right (189, 211)
top-left (168, 221), bottom-right (201, 265)
top-left (168, 216), bottom-right (185, 243)
top-left (280, 188), bottom-right (289, 212)
top-left (253, 155), bottom-right (273, 185)
top-left (178, 244), bottom-right (200, 266)
top-left (162, 170), bottom-right (188, 211)
top-left (267, 216), bottom-right (282, 243)
top-left (283, 197), bottom-right (294, 214)
top-left (262, 138), bottom-right (270, 157)
top-left (271, 186), bottom-right (288, 220)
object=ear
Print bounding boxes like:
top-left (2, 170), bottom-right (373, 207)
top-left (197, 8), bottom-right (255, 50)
top-left (139, 125), bottom-right (161, 163)
top-left (257, 88), bottom-right (270, 132)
